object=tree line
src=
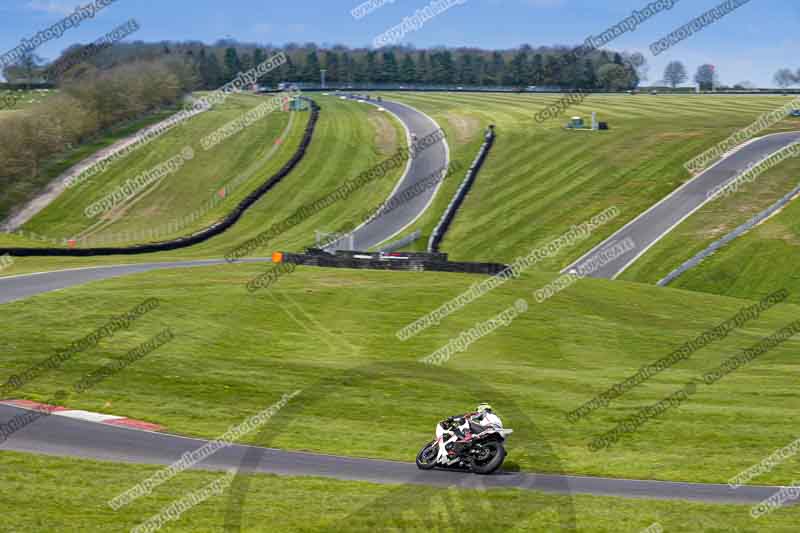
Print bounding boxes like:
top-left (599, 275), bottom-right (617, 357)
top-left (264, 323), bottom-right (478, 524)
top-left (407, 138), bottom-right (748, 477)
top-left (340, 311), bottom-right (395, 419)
top-left (5, 41), bottom-right (645, 91)
top-left (661, 61), bottom-right (748, 90)
top-left (774, 67), bottom-right (800, 90)
top-left (661, 61), bottom-right (718, 90)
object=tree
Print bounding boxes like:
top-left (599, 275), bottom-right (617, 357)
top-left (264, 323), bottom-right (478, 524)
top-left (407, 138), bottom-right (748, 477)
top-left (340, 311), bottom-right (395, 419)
top-left (430, 50), bottom-right (455, 84)
top-left (577, 58), bottom-right (597, 89)
top-left (340, 52), bottom-right (355, 84)
top-left (529, 54), bottom-right (544, 86)
top-left (597, 64), bottom-right (629, 91)
top-left (239, 52), bottom-right (253, 73)
top-left (474, 55), bottom-right (486, 85)
top-left (303, 50), bottom-right (320, 83)
top-left (457, 53), bottom-right (477, 85)
top-left (284, 55), bottom-right (298, 81)
top-left (559, 54), bottom-right (581, 88)
top-left (663, 61), bottom-right (688, 88)
top-left (323, 51), bottom-right (340, 83)
top-left (543, 55), bottom-right (561, 86)
top-left (484, 51), bottom-right (504, 86)
top-left (400, 54), bottom-right (416, 83)
top-left (223, 47), bottom-right (241, 81)
top-left (694, 64), bottom-right (717, 91)
top-left (416, 51), bottom-right (430, 84)
top-left (733, 81), bottom-right (756, 90)
top-left (17, 51), bottom-right (45, 86)
top-left (380, 51), bottom-right (399, 83)
top-left (252, 48), bottom-right (267, 84)
top-left (364, 51), bottom-right (377, 83)
top-left (625, 52), bottom-right (648, 83)
top-left (509, 51), bottom-right (528, 86)
top-left (774, 68), bottom-right (797, 89)
top-left (198, 49), bottom-right (223, 89)
top-left (252, 48), bottom-right (266, 68)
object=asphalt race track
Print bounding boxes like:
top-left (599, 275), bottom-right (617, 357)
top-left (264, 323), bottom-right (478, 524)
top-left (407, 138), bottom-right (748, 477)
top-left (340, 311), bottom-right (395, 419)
top-left (564, 131), bottom-right (800, 279)
top-left (0, 403), bottom-right (787, 505)
top-left (324, 95), bottom-right (449, 251)
top-left (0, 259), bottom-right (271, 305)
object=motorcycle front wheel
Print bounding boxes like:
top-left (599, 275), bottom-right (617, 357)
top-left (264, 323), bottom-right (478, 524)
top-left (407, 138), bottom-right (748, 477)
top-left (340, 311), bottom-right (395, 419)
top-left (416, 440), bottom-right (438, 470)
top-left (470, 441), bottom-right (506, 475)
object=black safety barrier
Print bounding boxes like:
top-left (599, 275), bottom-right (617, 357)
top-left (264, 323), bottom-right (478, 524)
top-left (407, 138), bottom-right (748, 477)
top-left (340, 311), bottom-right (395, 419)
top-left (0, 98), bottom-right (320, 257)
top-left (0, 83), bottom-right (56, 90)
top-left (428, 126), bottom-right (495, 253)
top-left (283, 250), bottom-right (507, 276)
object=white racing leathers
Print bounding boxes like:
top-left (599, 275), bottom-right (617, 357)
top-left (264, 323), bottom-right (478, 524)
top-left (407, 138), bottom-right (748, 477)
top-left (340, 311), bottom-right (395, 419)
top-left (436, 412), bottom-right (504, 464)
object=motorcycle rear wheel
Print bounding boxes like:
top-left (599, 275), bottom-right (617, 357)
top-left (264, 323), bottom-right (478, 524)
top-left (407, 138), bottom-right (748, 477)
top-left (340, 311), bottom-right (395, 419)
top-left (416, 441), bottom-right (438, 470)
top-left (470, 441), bottom-right (506, 475)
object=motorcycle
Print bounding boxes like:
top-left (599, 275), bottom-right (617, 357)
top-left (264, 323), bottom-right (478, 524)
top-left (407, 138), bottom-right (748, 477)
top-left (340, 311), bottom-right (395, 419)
top-left (415, 414), bottom-right (512, 475)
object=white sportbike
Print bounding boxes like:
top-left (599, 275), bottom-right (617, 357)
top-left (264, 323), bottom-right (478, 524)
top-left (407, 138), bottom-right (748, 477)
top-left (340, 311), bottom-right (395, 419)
top-left (415, 414), bottom-right (513, 475)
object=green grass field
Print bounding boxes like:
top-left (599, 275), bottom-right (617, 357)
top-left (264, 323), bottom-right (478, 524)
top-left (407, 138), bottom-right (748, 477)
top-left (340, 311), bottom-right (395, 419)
top-left (374, 93), bottom-right (800, 270)
top-left (370, 92), bottom-right (800, 305)
top-left (0, 94), bottom-right (405, 275)
top-left (20, 93), bottom-right (304, 244)
top-left (3, 451), bottom-right (797, 532)
top-left (4, 93), bottom-right (799, 280)
top-left (660, 186), bottom-right (800, 302)
top-left (3, 92), bottom-right (800, 532)
top-left (0, 88), bottom-right (56, 114)
top-left (3, 265), bottom-right (799, 486)
top-left (621, 152), bottom-right (800, 288)
top-left (0, 108), bottom-right (176, 225)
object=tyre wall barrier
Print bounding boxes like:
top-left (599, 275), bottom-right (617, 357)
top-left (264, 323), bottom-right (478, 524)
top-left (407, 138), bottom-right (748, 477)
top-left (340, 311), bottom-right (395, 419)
top-left (428, 126), bottom-right (495, 252)
top-left (283, 250), bottom-right (507, 276)
top-left (0, 98), bottom-right (320, 258)
top-left (658, 181), bottom-right (800, 286)
top-left (325, 249), bottom-right (447, 261)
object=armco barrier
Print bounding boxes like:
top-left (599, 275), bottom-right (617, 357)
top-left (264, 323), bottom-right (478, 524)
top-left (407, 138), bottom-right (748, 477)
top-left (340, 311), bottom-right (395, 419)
top-left (658, 181), bottom-right (800, 286)
top-left (0, 97), bottom-right (320, 257)
top-left (428, 126), bottom-right (495, 252)
top-left (283, 249), bottom-right (507, 276)
top-left (378, 230), bottom-right (421, 253)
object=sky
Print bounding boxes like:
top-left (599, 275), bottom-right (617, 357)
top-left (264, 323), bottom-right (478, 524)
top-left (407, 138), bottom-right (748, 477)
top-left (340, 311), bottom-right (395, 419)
top-left (0, 0), bottom-right (797, 87)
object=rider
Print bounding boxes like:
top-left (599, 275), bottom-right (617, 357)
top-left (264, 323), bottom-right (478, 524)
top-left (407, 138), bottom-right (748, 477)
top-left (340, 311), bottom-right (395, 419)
top-left (445, 403), bottom-right (502, 441)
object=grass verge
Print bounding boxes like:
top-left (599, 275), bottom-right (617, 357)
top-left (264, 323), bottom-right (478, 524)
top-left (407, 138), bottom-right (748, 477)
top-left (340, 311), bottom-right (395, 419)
top-left (1, 451), bottom-right (797, 532)
top-left (1, 265), bottom-right (799, 486)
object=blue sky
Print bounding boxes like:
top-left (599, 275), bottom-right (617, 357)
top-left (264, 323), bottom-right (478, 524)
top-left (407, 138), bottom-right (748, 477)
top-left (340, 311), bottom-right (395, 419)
top-left (0, 0), bottom-right (797, 86)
